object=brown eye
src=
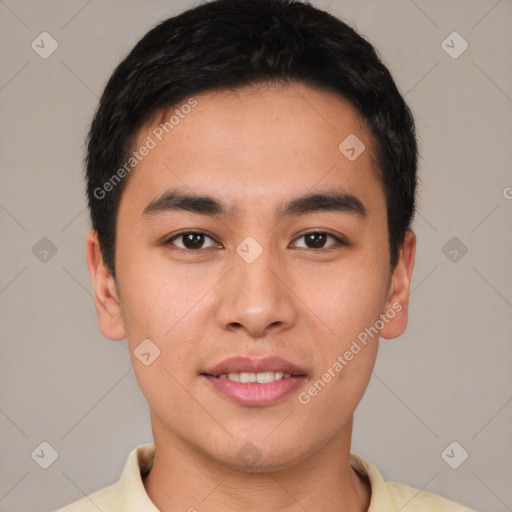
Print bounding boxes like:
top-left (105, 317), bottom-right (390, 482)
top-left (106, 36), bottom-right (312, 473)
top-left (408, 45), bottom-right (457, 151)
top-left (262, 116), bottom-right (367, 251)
top-left (305, 232), bottom-right (327, 249)
top-left (293, 232), bottom-right (345, 250)
top-left (182, 233), bottom-right (205, 249)
top-left (166, 231), bottom-right (217, 250)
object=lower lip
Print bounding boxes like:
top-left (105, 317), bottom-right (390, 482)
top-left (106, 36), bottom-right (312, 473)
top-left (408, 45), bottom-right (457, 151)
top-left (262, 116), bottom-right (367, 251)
top-left (203, 375), bottom-right (307, 406)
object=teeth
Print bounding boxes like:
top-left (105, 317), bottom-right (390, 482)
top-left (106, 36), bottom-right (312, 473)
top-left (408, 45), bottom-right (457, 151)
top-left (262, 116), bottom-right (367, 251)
top-left (256, 372), bottom-right (274, 383)
top-left (240, 372), bottom-right (256, 383)
top-left (217, 371), bottom-right (293, 383)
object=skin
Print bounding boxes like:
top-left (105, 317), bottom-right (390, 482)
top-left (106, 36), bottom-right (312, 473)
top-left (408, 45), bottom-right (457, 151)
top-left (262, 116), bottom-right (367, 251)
top-left (86, 82), bottom-right (416, 512)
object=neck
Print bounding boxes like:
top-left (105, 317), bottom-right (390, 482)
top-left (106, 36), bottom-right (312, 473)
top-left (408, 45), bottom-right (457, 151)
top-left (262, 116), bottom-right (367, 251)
top-left (143, 413), bottom-right (371, 512)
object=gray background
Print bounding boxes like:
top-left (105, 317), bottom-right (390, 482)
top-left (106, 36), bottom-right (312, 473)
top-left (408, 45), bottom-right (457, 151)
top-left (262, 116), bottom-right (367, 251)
top-left (1, 1), bottom-right (511, 511)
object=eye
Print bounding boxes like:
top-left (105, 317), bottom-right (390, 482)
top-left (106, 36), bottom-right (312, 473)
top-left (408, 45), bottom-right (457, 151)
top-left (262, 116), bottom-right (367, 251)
top-left (164, 230), bottom-right (347, 251)
top-left (292, 231), bottom-right (346, 250)
top-left (165, 231), bottom-right (219, 250)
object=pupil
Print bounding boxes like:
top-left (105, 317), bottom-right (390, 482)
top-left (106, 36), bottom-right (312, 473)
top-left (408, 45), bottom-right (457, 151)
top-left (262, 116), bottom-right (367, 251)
top-left (185, 233), bottom-right (203, 249)
top-left (307, 233), bottom-right (325, 248)
top-left (181, 233), bottom-right (327, 250)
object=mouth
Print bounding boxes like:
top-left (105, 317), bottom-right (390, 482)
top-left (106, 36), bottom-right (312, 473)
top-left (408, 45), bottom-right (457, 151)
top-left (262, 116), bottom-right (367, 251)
top-left (204, 371), bottom-right (296, 383)
top-left (201, 356), bottom-right (308, 406)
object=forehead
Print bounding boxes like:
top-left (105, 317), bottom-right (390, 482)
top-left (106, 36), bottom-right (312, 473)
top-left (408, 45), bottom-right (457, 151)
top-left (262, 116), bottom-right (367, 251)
top-left (120, 82), bottom-right (383, 219)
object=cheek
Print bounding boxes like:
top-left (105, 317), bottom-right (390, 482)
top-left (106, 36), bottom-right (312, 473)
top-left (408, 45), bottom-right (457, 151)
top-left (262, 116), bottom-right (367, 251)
top-left (293, 253), bottom-right (388, 407)
top-left (296, 279), bottom-right (382, 430)
top-left (116, 241), bottom-right (199, 336)
top-left (297, 258), bottom-right (389, 343)
top-left (121, 275), bottom-right (203, 421)
top-left (117, 249), bottom-right (217, 382)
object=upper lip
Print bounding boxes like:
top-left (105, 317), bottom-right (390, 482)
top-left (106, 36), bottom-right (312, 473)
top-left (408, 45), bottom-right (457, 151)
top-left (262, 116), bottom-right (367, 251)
top-left (203, 356), bottom-right (307, 376)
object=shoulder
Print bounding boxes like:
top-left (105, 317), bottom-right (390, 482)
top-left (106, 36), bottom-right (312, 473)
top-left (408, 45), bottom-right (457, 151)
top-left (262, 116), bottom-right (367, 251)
top-left (54, 443), bottom-right (156, 512)
top-left (350, 453), bottom-right (476, 512)
top-left (54, 483), bottom-right (120, 512)
top-left (386, 480), bottom-right (476, 511)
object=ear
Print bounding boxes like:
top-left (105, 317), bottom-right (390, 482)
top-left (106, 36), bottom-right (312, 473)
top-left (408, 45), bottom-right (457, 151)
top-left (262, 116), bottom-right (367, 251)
top-left (85, 229), bottom-right (126, 341)
top-left (380, 230), bottom-right (416, 340)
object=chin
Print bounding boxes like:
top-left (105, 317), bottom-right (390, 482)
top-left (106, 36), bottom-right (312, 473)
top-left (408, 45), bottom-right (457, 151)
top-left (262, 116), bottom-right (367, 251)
top-left (209, 441), bottom-right (310, 473)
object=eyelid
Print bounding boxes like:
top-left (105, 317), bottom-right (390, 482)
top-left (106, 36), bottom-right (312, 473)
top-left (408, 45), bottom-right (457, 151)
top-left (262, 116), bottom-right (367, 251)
top-left (164, 229), bottom-right (348, 250)
top-left (291, 230), bottom-right (348, 249)
top-left (164, 230), bottom-right (221, 248)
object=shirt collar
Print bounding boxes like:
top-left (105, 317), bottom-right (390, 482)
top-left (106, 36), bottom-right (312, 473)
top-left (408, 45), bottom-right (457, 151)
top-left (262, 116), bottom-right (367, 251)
top-left (350, 452), bottom-right (396, 510)
top-left (119, 444), bottom-right (160, 511)
top-left (118, 444), bottom-right (394, 511)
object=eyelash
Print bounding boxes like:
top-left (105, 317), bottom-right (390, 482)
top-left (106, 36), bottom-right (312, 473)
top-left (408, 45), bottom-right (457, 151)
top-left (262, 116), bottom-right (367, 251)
top-left (163, 230), bottom-right (348, 251)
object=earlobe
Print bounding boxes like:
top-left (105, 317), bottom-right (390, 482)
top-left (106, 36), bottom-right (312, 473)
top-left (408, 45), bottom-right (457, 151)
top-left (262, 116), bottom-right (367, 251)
top-left (380, 230), bottom-right (416, 340)
top-left (85, 229), bottom-right (127, 341)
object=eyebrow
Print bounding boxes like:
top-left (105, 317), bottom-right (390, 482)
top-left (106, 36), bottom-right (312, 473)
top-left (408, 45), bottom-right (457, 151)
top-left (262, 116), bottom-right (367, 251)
top-left (141, 188), bottom-right (367, 220)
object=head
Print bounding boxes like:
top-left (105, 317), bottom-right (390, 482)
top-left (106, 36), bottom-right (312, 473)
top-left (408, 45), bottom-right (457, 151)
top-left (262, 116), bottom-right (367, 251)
top-left (85, 0), bottom-right (417, 471)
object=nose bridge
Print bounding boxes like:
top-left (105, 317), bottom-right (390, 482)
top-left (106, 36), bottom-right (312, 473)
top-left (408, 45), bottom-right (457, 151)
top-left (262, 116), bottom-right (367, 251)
top-left (237, 241), bottom-right (279, 296)
top-left (214, 236), bottom-right (297, 336)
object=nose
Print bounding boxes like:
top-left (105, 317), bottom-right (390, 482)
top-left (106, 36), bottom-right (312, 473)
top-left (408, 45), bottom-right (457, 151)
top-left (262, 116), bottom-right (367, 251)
top-left (214, 244), bottom-right (298, 338)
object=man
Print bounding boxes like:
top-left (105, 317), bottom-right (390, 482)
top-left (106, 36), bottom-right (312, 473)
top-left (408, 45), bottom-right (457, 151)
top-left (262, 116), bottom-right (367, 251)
top-left (57, 0), bottom-right (475, 510)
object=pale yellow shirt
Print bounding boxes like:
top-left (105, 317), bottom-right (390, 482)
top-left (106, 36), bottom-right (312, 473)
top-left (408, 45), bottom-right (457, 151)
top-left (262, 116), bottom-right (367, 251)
top-left (55, 443), bottom-right (476, 511)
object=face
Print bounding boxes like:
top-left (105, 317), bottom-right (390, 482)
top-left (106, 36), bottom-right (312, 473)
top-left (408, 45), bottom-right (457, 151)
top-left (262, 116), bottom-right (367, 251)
top-left (86, 82), bottom-right (415, 471)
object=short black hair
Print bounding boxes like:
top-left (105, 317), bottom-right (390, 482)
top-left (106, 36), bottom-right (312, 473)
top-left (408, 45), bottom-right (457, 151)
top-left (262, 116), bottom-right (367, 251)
top-left (85, 0), bottom-right (417, 278)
